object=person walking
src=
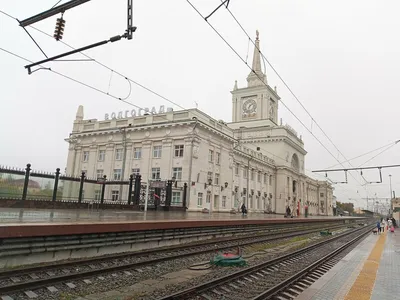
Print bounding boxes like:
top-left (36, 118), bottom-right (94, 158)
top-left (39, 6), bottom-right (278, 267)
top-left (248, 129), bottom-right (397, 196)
top-left (381, 219), bottom-right (385, 233)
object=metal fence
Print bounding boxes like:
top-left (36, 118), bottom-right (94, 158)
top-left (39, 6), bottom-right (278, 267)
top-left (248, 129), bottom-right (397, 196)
top-left (0, 164), bottom-right (187, 210)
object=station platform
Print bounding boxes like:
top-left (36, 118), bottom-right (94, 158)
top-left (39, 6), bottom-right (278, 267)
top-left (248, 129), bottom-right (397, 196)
top-left (296, 227), bottom-right (399, 300)
top-left (0, 208), bottom-right (359, 239)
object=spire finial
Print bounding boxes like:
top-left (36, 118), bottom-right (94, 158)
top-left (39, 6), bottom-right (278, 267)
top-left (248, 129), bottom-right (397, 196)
top-left (234, 80), bottom-right (238, 90)
top-left (246, 29), bottom-right (267, 87)
top-left (75, 105), bottom-right (84, 121)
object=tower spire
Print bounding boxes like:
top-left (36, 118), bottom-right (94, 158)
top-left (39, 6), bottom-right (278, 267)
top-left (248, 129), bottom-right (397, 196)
top-left (247, 30), bottom-right (267, 87)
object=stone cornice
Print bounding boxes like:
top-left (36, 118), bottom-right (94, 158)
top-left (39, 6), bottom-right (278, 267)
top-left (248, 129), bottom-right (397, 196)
top-left (233, 149), bottom-right (276, 170)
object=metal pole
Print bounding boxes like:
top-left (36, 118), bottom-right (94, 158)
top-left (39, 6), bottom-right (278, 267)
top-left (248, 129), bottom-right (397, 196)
top-left (100, 175), bottom-right (106, 208)
top-left (52, 168), bottom-right (60, 202)
top-left (389, 174), bottom-right (393, 214)
top-left (209, 185), bottom-right (213, 214)
top-left (144, 179), bottom-right (149, 212)
top-left (119, 128), bottom-right (127, 200)
top-left (128, 174), bottom-right (134, 205)
top-left (78, 171), bottom-right (85, 204)
top-left (183, 182), bottom-right (188, 209)
top-left (22, 163), bottom-right (31, 202)
top-left (247, 158), bottom-right (250, 208)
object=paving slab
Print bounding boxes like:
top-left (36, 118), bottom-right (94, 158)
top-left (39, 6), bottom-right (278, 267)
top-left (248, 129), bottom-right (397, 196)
top-left (371, 229), bottom-right (400, 300)
top-left (295, 232), bottom-right (378, 300)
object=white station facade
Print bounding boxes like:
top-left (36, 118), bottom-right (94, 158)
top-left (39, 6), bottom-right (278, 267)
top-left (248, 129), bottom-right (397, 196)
top-left (65, 32), bottom-right (334, 216)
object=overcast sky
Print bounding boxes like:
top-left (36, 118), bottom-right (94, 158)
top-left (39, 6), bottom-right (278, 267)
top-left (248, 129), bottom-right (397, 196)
top-left (1, 0), bottom-right (399, 209)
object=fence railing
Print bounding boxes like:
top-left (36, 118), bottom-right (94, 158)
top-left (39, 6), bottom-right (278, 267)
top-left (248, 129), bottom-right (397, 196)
top-left (0, 164), bottom-right (141, 206)
top-left (0, 164), bottom-right (188, 210)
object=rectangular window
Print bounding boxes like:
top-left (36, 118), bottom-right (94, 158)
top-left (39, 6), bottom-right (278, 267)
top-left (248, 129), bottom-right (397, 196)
top-left (257, 171), bottom-right (261, 182)
top-left (206, 191), bottom-right (211, 203)
top-left (264, 173), bottom-right (267, 184)
top-left (133, 147), bottom-right (142, 159)
top-left (115, 149), bottom-right (123, 160)
top-left (172, 192), bottom-right (181, 204)
top-left (216, 152), bottom-right (221, 164)
top-left (251, 169), bottom-right (255, 181)
top-left (152, 167), bottom-right (161, 180)
top-left (208, 150), bottom-right (214, 162)
top-left (235, 163), bottom-right (239, 175)
top-left (153, 145), bottom-right (162, 158)
top-left (222, 196), bottom-right (226, 208)
top-left (172, 167), bottom-right (182, 180)
top-left (83, 151), bottom-right (89, 162)
top-left (320, 192), bottom-right (324, 198)
top-left (269, 175), bottom-right (272, 185)
top-left (96, 169), bottom-right (104, 179)
top-left (243, 167), bottom-right (248, 179)
top-left (197, 192), bottom-right (203, 206)
top-left (113, 169), bottom-right (122, 180)
top-left (207, 172), bottom-right (213, 184)
top-left (98, 150), bottom-right (105, 161)
top-left (214, 173), bottom-right (220, 185)
top-left (94, 190), bottom-right (101, 201)
top-left (132, 168), bottom-right (140, 175)
top-left (111, 190), bottom-right (119, 201)
top-left (174, 145), bottom-right (184, 157)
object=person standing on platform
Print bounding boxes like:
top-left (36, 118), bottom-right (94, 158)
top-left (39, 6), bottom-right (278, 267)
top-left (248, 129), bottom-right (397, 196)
top-left (388, 218), bottom-right (393, 231)
top-left (376, 221), bottom-right (381, 234)
top-left (241, 203), bottom-right (247, 216)
top-left (286, 206), bottom-right (291, 218)
top-left (381, 219), bottom-right (385, 233)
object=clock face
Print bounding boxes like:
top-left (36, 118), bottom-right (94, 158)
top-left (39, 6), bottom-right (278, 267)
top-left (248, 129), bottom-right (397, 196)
top-left (242, 99), bottom-right (257, 117)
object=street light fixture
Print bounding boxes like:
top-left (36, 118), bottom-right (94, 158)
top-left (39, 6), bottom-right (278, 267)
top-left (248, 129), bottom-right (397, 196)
top-left (389, 174), bottom-right (393, 215)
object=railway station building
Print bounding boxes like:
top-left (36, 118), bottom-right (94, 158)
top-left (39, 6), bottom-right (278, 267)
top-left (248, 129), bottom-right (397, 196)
top-left (64, 32), bottom-right (334, 216)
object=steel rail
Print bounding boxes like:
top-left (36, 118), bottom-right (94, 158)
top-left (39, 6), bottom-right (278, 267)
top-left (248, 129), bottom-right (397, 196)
top-left (250, 226), bottom-right (372, 299)
top-left (156, 224), bottom-right (373, 300)
top-left (0, 222), bottom-right (336, 278)
top-left (0, 223), bottom-right (348, 295)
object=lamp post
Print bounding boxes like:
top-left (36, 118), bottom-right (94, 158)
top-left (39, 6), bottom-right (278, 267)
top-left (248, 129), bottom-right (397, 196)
top-left (389, 174), bottom-right (393, 215)
top-left (207, 178), bottom-right (213, 214)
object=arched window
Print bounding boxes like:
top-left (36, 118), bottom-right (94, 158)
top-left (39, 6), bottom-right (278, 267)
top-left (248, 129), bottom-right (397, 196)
top-left (291, 154), bottom-right (299, 172)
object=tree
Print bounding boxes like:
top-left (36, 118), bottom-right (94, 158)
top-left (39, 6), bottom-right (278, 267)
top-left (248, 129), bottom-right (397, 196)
top-left (336, 201), bottom-right (354, 214)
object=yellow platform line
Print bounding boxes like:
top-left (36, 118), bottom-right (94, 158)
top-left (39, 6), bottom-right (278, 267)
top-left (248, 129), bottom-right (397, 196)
top-left (344, 231), bottom-right (386, 300)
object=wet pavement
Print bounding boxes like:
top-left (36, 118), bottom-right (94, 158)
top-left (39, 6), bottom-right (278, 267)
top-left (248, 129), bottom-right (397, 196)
top-left (0, 207), bottom-right (340, 225)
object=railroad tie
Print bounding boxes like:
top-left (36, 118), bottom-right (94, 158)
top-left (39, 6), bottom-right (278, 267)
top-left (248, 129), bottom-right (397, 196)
top-left (24, 291), bottom-right (38, 299)
top-left (47, 286), bottom-right (58, 293)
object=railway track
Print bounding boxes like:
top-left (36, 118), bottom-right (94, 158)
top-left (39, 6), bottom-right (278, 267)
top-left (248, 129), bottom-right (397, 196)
top-left (0, 222), bottom-right (351, 298)
top-left (157, 223), bottom-right (373, 300)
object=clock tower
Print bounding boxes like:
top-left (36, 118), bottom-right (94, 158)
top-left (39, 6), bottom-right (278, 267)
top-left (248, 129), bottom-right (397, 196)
top-left (231, 31), bottom-right (279, 126)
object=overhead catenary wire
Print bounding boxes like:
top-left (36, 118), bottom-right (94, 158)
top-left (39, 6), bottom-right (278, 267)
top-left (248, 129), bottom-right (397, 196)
top-left (1, 8), bottom-right (356, 199)
top-left (219, 2), bottom-right (374, 189)
top-left (324, 139), bottom-right (400, 169)
top-left (358, 142), bottom-right (400, 168)
top-left (186, 1), bottom-right (364, 188)
top-left (0, 9), bottom-right (186, 111)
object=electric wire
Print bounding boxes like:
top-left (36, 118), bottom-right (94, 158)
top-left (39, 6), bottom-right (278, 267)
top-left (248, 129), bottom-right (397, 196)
top-left (219, 2), bottom-right (371, 188)
top-left (186, 0), bottom-right (364, 188)
top-left (324, 140), bottom-right (400, 169)
top-left (358, 142), bottom-right (400, 168)
top-left (0, 46), bottom-right (140, 111)
top-left (0, 9), bottom-right (186, 111)
top-left (0, 9), bottom-right (292, 171)
top-left (223, 4), bottom-right (359, 170)
top-left (1, 8), bottom-right (352, 198)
